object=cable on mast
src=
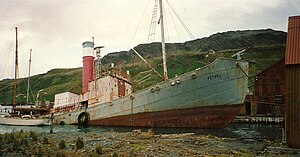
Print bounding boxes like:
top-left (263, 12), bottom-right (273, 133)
top-left (147, 0), bottom-right (158, 42)
top-left (127, 0), bottom-right (152, 49)
top-left (166, 0), bottom-right (195, 40)
top-left (166, 3), bottom-right (180, 41)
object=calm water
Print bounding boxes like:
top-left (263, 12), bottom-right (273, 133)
top-left (0, 123), bottom-right (283, 140)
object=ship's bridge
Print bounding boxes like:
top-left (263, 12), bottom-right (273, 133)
top-left (86, 68), bottom-right (132, 106)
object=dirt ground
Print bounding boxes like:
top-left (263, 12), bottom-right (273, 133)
top-left (1, 128), bottom-right (299, 157)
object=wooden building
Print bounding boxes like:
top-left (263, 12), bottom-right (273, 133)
top-left (240, 58), bottom-right (285, 116)
top-left (254, 58), bottom-right (285, 116)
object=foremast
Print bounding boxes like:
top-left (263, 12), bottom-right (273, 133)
top-left (159, 0), bottom-right (168, 80)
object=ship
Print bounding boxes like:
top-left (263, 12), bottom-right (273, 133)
top-left (52, 0), bottom-right (249, 128)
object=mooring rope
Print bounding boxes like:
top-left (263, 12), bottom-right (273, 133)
top-left (237, 62), bottom-right (276, 104)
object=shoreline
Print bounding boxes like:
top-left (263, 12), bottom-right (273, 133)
top-left (1, 128), bottom-right (297, 156)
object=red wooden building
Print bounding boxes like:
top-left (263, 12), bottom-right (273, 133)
top-left (254, 58), bottom-right (285, 116)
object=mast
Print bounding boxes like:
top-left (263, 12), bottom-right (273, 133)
top-left (95, 46), bottom-right (104, 79)
top-left (13, 27), bottom-right (18, 109)
top-left (159, 0), bottom-right (168, 80)
top-left (26, 49), bottom-right (32, 104)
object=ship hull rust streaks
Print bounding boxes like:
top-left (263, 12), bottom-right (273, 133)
top-left (88, 104), bottom-right (242, 128)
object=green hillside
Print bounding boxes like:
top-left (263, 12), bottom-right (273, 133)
top-left (0, 68), bottom-right (82, 105)
top-left (0, 29), bottom-right (286, 104)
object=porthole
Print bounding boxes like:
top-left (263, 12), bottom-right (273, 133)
top-left (151, 87), bottom-right (155, 93)
top-left (191, 73), bottom-right (196, 79)
top-left (171, 81), bottom-right (176, 86)
top-left (155, 86), bottom-right (161, 91)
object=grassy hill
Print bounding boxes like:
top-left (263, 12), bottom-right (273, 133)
top-left (0, 29), bottom-right (286, 104)
top-left (0, 68), bottom-right (82, 105)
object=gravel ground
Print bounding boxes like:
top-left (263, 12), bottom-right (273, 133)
top-left (1, 129), bottom-right (299, 157)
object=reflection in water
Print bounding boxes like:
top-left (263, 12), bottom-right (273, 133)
top-left (225, 123), bottom-right (283, 139)
top-left (0, 123), bottom-right (283, 140)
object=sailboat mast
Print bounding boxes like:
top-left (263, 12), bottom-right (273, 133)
top-left (26, 49), bottom-right (32, 104)
top-left (159, 0), bottom-right (168, 80)
top-left (13, 27), bottom-right (18, 108)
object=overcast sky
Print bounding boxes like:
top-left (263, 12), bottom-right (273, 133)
top-left (0, 0), bottom-right (299, 80)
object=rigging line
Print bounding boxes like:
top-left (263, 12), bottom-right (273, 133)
top-left (147, 0), bottom-right (158, 42)
top-left (20, 75), bottom-right (33, 104)
top-left (19, 78), bottom-right (28, 103)
top-left (127, 0), bottom-right (152, 50)
top-left (27, 85), bottom-right (35, 103)
top-left (167, 0), bottom-right (194, 39)
top-left (1, 28), bottom-right (16, 104)
top-left (76, 61), bottom-right (82, 67)
top-left (163, 2), bottom-right (170, 43)
top-left (167, 3), bottom-right (180, 41)
top-left (166, 0), bottom-right (195, 39)
top-left (237, 63), bottom-right (275, 103)
top-left (1, 35), bottom-right (15, 79)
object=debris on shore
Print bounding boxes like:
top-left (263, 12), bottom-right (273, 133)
top-left (0, 129), bottom-right (299, 156)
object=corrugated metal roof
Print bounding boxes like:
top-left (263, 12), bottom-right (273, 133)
top-left (285, 16), bottom-right (300, 65)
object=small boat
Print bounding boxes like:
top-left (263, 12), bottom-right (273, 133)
top-left (0, 115), bottom-right (51, 126)
top-left (0, 27), bottom-right (51, 126)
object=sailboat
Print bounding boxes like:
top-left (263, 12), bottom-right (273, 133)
top-left (0, 27), bottom-right (51, 126)
top-left (52, 0), bottom-right (249, 128)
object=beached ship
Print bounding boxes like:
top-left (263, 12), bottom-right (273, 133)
top-left (52, 0), bottom-right (249, 128)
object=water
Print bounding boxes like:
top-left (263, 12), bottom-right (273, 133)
top-left (0, 122), bottom-right (283, 140)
